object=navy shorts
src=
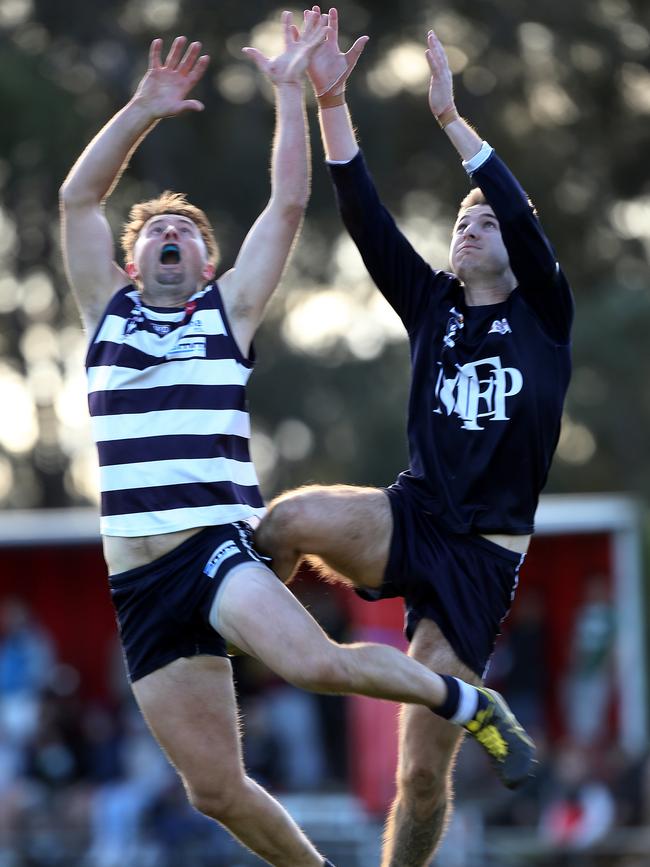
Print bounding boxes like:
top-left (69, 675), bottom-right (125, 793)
top-left (357, 485), bottom-right (525, 678)
top-left (109, 522), bottom-right (267, 683)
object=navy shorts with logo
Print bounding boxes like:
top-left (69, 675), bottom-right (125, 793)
top-left (357, 485), bottom-right (525, 678)
top-left (109, 522), bottom-right (267, 683)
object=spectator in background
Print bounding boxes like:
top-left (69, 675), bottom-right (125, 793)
top-left (84, 701), bottom-right (175, 867)
top-left (539, 741), bottom-right (615, 855)
top-left (563, 574), bottom-right (616, 746)
top-left (490, 587), bottom-right (547, 733)
top-left (0, 596), bottom-right (55, 747)
top-left (0, 599), bottom-right (57, 862)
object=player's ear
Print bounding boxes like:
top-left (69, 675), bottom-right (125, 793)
top-left (202, 263), bottom-right (216, 280)
top-left (125, 262), bottom-right (139, 279)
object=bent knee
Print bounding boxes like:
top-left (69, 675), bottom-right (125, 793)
top-left (397, 761), bottom-right (452, 805)
top-left (259, 488), bottom-right (333, 551)
top-left (185, 777), bottom-right (243, 821)
top-left (259, 493), bottom-right (314, 546)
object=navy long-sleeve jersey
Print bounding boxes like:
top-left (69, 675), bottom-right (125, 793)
top-left (329, 150), bottom-right (574, 535)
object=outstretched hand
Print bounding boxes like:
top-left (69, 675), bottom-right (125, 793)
top-left (242, 9), bottom-right (330, 87)
top-left (305, 6), bottom-right (368, 97)
top-left (425, 29), bottom-right (455, 116)
top-left (132, 37), bottom-right (210, 119)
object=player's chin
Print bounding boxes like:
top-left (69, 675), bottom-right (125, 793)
top-left (154, 266), bottom-right (187, 285)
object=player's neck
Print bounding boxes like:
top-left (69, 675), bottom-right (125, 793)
top-left (139, 282), bottom-right (204, 308)
top-left (461, 273), bottom-right (517, 307)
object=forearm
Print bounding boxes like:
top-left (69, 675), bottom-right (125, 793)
top-left (60, 98), bottom-right (157, 206)
top-left (317, 101), bottom-right (359, 162)
top-left (270, 84), bottom-right (310, 211)
top-left (425, 28), bottom-right (483, 164)
top-left (437, 112), bottom-right (484, 163)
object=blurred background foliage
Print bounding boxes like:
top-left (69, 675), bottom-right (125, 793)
top-left (0, 0), bottom-right (649, 511)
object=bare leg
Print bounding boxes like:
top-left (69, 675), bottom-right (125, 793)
top-left (215, 563), bottom-right (449, 708)
top-left (254, 485), bottom-right (534, 816)
top-left (382, 620), bottom-right (481, 867)
top-left (132, 656), bottom-right (325, 866)
top-left (255, 484), bottom-right (391, 587)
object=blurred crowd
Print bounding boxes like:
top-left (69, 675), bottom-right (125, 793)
top-left (0, 582), bottom-right (648, 867)
top-left (439, 571), bottom-right (649, 867)
top-left (0, 591), bottom-right (349, 867)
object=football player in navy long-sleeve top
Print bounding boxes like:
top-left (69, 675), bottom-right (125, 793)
top-left (257, 8), bottom-right (572, 865)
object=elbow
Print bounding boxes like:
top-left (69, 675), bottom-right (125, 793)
top-left (59, 180), bottom-right (99, 211)
top-left (274, 182), bottom-right (310, 215)
top-left (291, 182), bottom-right (310, 212)
top-left (59, 184), bottom-right (81, 213)
top-left (58, 184), bottom-right (70, 212)
top-left (287, 198), bottom-right (308, 219)
top-left (59, 178), bottom-right (78, 208)
top-left (59, 190), bottom-right (84, 213)
top-left (278, 199), bottom-right (307, 232)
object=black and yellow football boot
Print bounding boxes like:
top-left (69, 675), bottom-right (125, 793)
top-left (464, 688), bottom-right (537, 789)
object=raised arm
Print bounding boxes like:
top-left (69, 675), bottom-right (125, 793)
top-left (59, 37), bottom-right (209, 333)
top-left (425, 29), bottom-right (573, 340)
top-left (306, 5), bottom-right (367, 161)
top-left (305, 7), bottom-right (439, 331)
top-left (217, 10), bottom-right (329, 355)
top-left (424, 30), bottom-right (484, 163)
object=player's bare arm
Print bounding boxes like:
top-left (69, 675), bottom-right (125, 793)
top-left (306, 5), bottom-right (368, 100)
top-left (305, 6), bottom-right (368, 162)
top-left (218, 10), bottom-right (330, 355)
top-left (59, 37), bottom-right (209, 333)
top-left (425, 29), bottom-right (484, 161)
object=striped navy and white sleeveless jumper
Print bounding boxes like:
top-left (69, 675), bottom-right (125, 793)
top-left (85, 282), bottom-right (265, 537)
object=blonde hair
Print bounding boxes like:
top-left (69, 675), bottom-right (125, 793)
top-left (120, 190), bottom-right (219, 265)
top-left (458, 187), bottom-right (488, 214)
top-left (457, 187), bottom-right (537, 217)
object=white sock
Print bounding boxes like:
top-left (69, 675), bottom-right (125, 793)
top-left (449, 679), bottom-right (480, 725)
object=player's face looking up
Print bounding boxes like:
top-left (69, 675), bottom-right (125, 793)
top-left (128, 213), bottom-right (213, 293)
top-left (449, 204), bottom-right (512, 286)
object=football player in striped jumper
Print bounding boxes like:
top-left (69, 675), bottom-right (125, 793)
top-left (256, 8), bottom-right (572, 867)
top-left (59, 12), bottom-right (531, 867)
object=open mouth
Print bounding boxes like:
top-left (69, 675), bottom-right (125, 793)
top-left (160, 243), bottom-right (181, 265)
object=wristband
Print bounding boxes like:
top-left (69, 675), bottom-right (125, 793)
top-left (436, 106), bottom-right (459, 129)
top-left (318, 90), bottom-right (347, 110)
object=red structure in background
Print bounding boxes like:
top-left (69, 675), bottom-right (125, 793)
top-left (519, 532), bottom-right (613, 740)
top-left (0, 542), bottom-right (115, 702)
top-left (345, 595), bottom-right (407, 816)
top-left (0, 495), bottom-right (645, 818)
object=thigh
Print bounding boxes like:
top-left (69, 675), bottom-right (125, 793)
top-left (270, 484), bottom-right (392, 588)
top-left (397, 619), bottom-right (481, 779)
top-left (215, 562), bottom-right (334, 681)
top-left (132, 655), bottom-right (244, 791)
